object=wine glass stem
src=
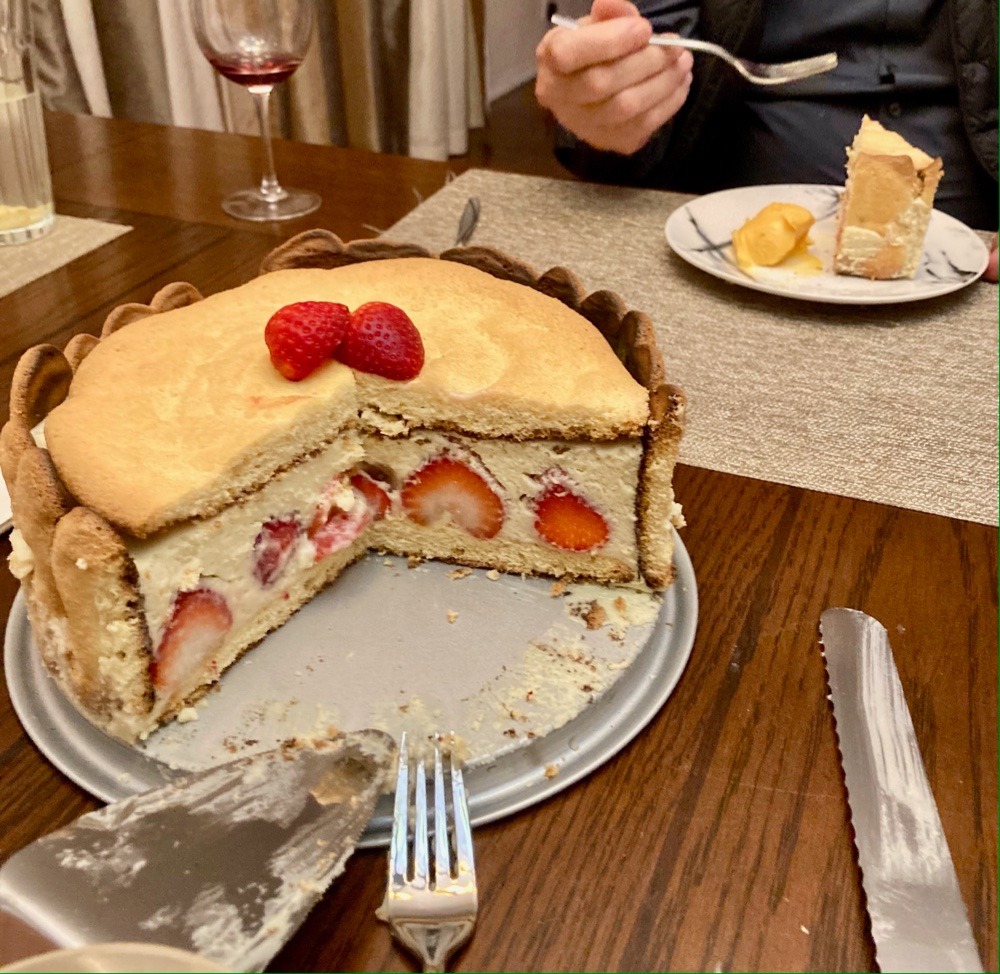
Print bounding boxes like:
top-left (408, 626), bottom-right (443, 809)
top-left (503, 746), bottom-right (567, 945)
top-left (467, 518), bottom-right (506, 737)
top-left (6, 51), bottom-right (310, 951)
top-left (249, 86), bottom-right (286, 203)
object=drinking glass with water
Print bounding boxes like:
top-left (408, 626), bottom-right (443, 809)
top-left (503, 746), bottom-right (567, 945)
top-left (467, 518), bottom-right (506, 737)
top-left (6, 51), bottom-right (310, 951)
top-left (0, 0), bottom-right (54, 245)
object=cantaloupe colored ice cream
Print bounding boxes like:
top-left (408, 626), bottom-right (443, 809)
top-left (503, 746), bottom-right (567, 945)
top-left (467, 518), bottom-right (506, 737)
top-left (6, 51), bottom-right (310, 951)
top-left (732, 203), bottom-right (817, 270)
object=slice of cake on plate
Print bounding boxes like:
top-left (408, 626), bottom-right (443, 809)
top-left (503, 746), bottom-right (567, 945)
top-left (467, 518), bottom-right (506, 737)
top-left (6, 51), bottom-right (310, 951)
top-left (833, 114), bottom-right (944, 280)
top-left (2, 233), bottom-right (686, 743)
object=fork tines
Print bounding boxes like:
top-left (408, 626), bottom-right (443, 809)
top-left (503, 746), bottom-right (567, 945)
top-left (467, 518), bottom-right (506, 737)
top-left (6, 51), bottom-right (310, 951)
top-left (391, 733), bottom-right (475, 892)
top-left (388, 733), bottom-right (477, 971)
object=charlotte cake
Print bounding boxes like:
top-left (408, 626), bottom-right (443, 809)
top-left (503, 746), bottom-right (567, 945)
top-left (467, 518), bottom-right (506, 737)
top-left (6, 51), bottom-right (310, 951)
top-left (3, 232), bottom-right (686, 742)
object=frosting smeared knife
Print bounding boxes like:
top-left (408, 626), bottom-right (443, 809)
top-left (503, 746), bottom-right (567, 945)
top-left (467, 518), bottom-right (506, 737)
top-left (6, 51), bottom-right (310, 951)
top-left (819, 608), bottom-right (983, 973)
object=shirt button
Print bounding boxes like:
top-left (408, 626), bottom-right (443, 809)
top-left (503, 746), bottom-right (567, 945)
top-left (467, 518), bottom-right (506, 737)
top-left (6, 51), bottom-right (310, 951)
top-left (887, 101), bottom-right (902, 117)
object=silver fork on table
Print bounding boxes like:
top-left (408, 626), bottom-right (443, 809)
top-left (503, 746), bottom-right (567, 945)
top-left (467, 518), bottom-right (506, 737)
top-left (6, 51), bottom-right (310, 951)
top-left (549, 14), bottom-right (837, 86)
top-left (386, 733), bottom-right (478, 972)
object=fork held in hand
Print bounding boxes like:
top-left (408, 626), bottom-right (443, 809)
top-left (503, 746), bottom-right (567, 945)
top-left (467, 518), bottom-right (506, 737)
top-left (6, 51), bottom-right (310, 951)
top-left (387, 733), bottom-right (477, 973)
top-left (549, 14), bottom-right (838, 86)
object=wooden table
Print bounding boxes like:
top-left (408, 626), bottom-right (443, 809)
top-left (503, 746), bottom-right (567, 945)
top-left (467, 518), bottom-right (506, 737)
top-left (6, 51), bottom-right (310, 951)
top-left (0, 112), bottom-right (995, 973)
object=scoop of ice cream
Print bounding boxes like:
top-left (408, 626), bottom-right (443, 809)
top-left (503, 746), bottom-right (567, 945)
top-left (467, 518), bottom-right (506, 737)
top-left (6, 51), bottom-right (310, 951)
top-left (732, 203), bottom-right (816, 269)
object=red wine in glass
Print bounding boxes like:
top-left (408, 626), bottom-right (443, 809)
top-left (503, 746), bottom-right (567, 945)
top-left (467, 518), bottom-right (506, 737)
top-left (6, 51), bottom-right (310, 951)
top-left (205, 53), bottom-right (302, 88)
top-left (191, 0), bottom-right (320, 222)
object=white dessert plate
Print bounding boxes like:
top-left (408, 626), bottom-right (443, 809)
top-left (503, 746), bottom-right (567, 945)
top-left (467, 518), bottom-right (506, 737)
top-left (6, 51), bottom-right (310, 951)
top-left (665, 183), bottom-right (989, 305)
top-left (5, 537), bottom-right (697, 847)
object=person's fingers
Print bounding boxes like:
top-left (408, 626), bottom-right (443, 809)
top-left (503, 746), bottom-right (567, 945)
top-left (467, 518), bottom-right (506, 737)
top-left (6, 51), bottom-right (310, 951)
top-left (535, 0), bottom-right (693, 157)
top-left (539, 44), bottom-right (686, 109)
top-left (985, 236), bottom-right (998, 283)
top-left (618, 67), bottom-right (693, 150)
top-left (586, 68), bottom-right (692, 154)
top-left (590, 0), bottom-right (641, 22)
top-left (557, 63), bottom-right (693, 154)
top-left (538, 15), bottom-right (651, 75)
top-left (598, 56), bottom-right (691, 124)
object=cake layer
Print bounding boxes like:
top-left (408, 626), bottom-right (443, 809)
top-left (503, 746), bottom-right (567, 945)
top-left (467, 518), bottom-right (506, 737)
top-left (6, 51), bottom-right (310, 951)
top-left (123, 426), bottom-right (647, 718)
top-left (128, 437), bottom-right (364, 646)
top-left (143, 539), bottom-right (368, 735)
top-left (834, 115), bottom-right (943, 280)
top-left (849, 115), bottom-right (936, 171)
top-left (361, 428), bottom-right (643, 568)
top-left (44, 261), bottom-right (649, 537)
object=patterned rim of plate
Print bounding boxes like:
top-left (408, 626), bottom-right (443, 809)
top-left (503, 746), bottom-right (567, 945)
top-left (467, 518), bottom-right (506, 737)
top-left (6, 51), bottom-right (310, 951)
top-left (665, 183), bottom-right (989, 305)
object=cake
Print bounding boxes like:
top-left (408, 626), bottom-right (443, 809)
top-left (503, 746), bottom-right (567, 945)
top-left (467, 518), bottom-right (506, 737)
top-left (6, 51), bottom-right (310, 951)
top-left (2, 232), bottom-right (685, 743)
top-left (833, 115), bottom-right (943, 279)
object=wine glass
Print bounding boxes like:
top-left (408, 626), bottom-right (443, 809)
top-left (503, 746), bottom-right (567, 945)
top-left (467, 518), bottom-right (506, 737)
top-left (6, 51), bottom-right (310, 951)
top-left (191, 0), bottom-right (320, 221)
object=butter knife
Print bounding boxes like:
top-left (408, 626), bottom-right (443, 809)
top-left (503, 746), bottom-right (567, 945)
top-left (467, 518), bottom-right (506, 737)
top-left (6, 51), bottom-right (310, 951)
top-left (819, 608), bottom-right (983, 973)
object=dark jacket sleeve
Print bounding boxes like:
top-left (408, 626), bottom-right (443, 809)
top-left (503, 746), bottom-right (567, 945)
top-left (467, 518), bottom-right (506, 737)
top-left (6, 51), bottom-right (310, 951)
top-left (950, 0), bottom-right (998, 180)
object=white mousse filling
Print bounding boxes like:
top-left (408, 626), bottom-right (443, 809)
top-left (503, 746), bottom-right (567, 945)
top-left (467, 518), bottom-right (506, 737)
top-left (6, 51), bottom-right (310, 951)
top-left (126, 426), bottom-right (643, 701)
top-left (128, 438), bottom-right (364, 648)
top-left (362, 429), bottom-right (642, 564)
top-left (836, 193), bottom-right (932, 279)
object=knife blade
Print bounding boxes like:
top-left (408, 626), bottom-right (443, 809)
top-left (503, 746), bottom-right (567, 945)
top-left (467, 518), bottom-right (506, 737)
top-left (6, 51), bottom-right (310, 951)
top-left (0, 729), bottom-right (394, 972)
top-left (819, 608), bottom-right (983, 973)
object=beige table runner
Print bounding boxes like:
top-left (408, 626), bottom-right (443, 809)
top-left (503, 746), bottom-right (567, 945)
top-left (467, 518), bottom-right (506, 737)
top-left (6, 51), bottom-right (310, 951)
top-left (388, 169), bottom-right (998, 526)
top-left (0, 214), bottom-right (131, 299)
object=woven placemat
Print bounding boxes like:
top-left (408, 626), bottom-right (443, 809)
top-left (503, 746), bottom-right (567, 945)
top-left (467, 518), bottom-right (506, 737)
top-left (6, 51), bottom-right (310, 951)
top-left (388, 169), bottom-right (998, 526)
top-left (0, 214), bottom-right (131, 299)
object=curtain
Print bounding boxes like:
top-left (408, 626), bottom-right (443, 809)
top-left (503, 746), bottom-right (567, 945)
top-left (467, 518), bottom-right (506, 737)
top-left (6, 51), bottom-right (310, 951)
top-left (29, 0), bottom-right (483, 160)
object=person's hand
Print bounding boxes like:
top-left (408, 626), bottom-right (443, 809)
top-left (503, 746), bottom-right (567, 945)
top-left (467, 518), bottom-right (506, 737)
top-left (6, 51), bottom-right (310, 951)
top-left (535, 0), bottom-right (694, 157)
top-left (985, 235), bottom-right (997, 283)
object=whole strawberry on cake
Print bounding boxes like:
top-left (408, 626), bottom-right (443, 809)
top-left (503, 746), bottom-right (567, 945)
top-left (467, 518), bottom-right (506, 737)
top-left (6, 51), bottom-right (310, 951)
top-left (2, 233), bottom-right (685, 742)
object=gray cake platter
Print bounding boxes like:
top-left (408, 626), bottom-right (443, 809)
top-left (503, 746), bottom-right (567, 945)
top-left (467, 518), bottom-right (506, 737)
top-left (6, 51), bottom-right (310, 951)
top-left (5, 536), bottom-right (697, 847)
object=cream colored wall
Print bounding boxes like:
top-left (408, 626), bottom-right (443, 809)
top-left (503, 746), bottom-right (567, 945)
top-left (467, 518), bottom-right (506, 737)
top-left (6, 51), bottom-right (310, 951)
top-left (483, 0), bottom-right (591, 104)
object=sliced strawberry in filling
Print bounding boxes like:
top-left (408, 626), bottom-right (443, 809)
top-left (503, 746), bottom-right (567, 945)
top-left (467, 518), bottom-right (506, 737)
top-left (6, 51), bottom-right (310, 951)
top-left (308, 471), bottom-right (390, 561)
top-left (534, 481), bottom-right (609, 552)
top-left (401, 454), bottom-right (505, 540)
top-left (152, 587), bottom-right (233, 693)
top-left (252, 517), bottom-right (302, 587)
top-left (350, 471), bottom-right (391, 520)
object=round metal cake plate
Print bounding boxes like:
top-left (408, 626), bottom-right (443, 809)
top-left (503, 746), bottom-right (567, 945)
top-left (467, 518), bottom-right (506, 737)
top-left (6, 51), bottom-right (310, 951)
top-left (5, 537), bottom-right (697, 848)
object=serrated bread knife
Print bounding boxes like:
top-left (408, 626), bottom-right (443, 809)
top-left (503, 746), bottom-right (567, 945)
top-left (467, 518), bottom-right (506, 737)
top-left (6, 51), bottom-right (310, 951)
top-left (819, 608), bottom-right (983, 973)
top-left (0, 729), bottom-right (394, 972)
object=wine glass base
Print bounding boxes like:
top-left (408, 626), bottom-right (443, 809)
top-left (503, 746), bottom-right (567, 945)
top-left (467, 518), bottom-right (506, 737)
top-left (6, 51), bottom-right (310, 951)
top-left (221, 187), bottom-right (321, 222)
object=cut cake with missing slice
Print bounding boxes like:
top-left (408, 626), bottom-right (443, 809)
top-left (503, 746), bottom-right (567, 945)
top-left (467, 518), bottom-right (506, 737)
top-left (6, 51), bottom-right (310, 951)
top-left (2, 233), bottom-right (686, 742)
top-left (834, 115), bottom-right (944, 280)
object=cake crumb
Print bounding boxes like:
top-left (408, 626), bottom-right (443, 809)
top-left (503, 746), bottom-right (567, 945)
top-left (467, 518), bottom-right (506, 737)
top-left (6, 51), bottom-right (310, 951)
top-left (544, 764), bottom-right (559, 778)
top-left (447, 610), bottom-right (459, 624)
top-left (486, 569), bottom-right (500, 580)
top-left (384, 559), bottom-right (393, 567)
top-left (447, 567), bottom-right (473, 580)
top-left (407, 555), bottom-right (424, 569)
top-left (176, 707), bottom-right (199, 724)
top-left (550, 580), bottom-right (567, 597)
top-left (583, 602), bottom-right (608, 630)
top-left (75, 557), bottom-right (89, 571)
